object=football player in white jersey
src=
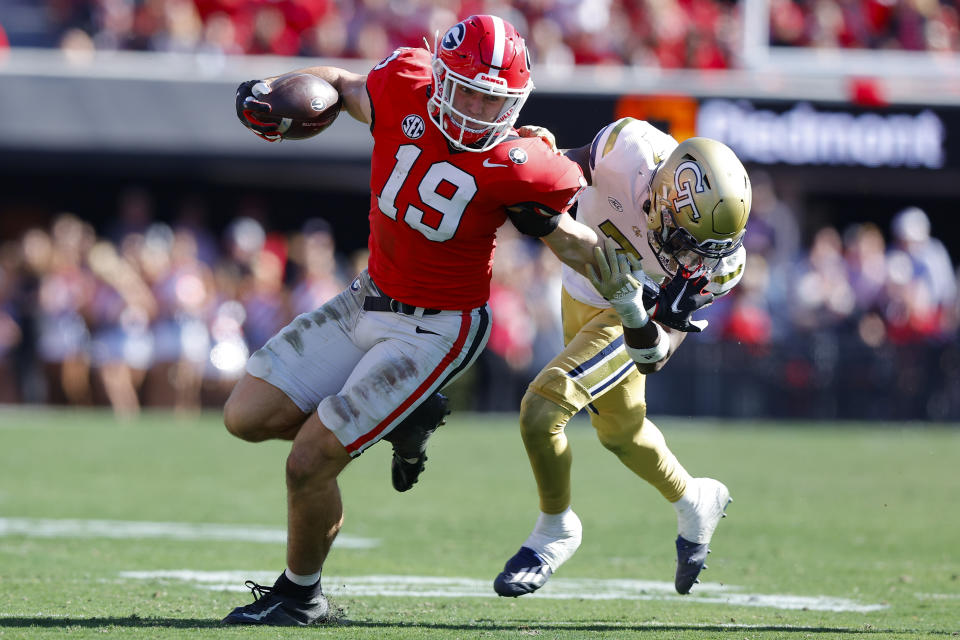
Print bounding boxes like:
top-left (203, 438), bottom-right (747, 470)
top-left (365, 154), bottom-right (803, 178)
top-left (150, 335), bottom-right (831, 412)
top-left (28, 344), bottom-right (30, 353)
top-left (494, 118), bottom-right (751, 597)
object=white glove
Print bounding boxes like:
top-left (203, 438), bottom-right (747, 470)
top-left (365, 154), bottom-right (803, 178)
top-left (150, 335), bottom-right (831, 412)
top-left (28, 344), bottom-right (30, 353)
top-left (586, 238), bottom-right (650, 328)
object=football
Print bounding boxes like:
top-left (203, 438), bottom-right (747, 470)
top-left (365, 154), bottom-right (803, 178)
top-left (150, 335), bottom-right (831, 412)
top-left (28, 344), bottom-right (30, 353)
top-left (252, 73), bottom-right (341, 140)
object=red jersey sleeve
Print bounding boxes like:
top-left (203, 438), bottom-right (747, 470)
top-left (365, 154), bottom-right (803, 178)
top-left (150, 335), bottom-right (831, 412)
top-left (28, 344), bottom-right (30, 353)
top-left (366, 48), bottom-right (431, 136)
top-left (507, 138), bottom-right (586, 214)
top-left (488, 137), bottom-right (586, 237)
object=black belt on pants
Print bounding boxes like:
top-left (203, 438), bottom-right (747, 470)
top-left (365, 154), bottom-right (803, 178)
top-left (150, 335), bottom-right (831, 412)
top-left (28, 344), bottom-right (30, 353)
top-left (362, 294), bottom-right (442, 316)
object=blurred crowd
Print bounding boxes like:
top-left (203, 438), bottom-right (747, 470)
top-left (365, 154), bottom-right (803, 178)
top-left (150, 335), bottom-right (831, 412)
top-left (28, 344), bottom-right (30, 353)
top-left (0, 178), bottom-right (957, 416)
top-left (701, 173), bottom-right (959, 351)
top-left (2, 0), bottom-right (959, 72)
top-left (770, 0), bottom-right (960, 51)
top-left (0, 189), bottom-right (365, 416)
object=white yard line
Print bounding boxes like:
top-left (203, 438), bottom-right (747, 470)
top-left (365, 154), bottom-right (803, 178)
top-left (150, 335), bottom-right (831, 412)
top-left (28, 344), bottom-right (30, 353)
top-left (1, 517), bottom-right (889, 613)
top-left (119, 570), bottom-right (889, 613)
top-left (0, 517), bottom-right (378, 549)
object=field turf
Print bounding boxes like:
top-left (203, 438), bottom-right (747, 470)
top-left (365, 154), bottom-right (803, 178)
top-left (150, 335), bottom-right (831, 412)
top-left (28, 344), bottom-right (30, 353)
top-left (0, 407), bottom-right (957, 639)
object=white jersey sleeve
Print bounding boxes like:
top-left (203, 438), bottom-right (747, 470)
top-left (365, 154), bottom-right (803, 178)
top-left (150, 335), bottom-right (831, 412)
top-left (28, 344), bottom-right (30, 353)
top-left (561, 118), bottom-right (678, 308)
top-left (587, 117), bottom-right (676, 183)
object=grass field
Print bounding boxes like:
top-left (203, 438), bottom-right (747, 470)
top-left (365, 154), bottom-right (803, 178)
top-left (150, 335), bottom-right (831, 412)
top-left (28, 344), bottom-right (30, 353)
top-left (0, 407), bottom-right (957, 639)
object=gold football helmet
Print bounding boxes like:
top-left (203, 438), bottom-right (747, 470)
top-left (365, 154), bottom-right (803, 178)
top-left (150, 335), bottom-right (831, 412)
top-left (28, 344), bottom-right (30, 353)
top-left (647, 137), bottom-right (751, 276)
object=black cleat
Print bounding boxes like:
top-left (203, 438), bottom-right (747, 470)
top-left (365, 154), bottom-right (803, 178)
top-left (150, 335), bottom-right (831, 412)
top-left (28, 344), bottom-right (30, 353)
top-left (382, 392), bottom-right (450, 492)
top-left (494, 546), bottom-right (553, 597)
top-left (222, 575), bottom-right (329, 626)
top-left (675, 536), bottom-right (711, 595)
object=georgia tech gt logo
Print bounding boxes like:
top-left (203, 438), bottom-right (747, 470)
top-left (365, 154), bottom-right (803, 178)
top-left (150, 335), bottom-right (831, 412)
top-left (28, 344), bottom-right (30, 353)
top-left (672, 160), bottom-right (704, 221)
top-left (442, 23), bottom-right (466, 50)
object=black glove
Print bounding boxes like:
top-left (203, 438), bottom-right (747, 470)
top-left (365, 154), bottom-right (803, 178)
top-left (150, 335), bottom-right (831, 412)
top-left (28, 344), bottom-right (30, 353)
top-left (236, 79), bottom-right (282, 142)
top-left (649, 267), bottom-right (715, 333)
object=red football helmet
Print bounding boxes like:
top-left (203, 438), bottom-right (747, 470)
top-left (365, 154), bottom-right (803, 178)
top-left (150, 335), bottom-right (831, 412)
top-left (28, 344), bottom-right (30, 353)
top-left (429, 15), bottom-right (533, 152)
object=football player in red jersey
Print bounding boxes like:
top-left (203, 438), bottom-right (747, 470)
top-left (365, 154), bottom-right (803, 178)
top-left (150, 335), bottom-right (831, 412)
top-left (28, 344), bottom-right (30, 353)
top-left (222, 15), bottom-right (599, 626)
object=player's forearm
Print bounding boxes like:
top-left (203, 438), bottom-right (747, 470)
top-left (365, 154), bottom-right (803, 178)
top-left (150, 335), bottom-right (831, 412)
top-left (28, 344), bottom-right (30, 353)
top-left (540, 215), bottom-right (599, 277)
top-left (624, 323), bottom-right (686, 374)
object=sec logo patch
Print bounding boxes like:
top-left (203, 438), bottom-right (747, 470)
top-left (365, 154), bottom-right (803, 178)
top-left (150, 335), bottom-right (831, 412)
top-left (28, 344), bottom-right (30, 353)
top-left (402, 114), bottom-right (425, 139)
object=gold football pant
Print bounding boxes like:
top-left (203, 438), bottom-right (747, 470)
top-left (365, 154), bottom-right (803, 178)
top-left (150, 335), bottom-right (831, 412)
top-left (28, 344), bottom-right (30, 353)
top-left (521, 289), bottom-right (690, 514)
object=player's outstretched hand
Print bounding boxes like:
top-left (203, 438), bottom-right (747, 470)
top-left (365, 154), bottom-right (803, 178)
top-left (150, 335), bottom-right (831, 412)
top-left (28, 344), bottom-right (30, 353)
top-left (650, 267), bottom-right (715, 333)
top-left (517, 125), bottom-right (559, 153)
top-left (236, 79), bottom-right (282, 142)
top-left (587, 239), bottom-right (650, 328)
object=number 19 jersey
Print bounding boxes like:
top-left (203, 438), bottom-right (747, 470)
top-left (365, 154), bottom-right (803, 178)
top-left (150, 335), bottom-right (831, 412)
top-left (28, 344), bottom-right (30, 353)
top-left (365, 47), bottom-right (584, 310)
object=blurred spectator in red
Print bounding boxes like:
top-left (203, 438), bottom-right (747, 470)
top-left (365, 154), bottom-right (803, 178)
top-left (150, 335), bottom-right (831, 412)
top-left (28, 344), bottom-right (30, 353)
top-left (770, 0), bottom-right (809, 46)
top-left (719, 254), bottom-right (774, 347)
top-left (884, 206), bottom-right (958, 342)
top-left (890, 207), bottom-right (956, 308)
top-left (246, 4), bottom-right (299, 55)
top-left (883, 251), bottom-right (943, 344)
top-left (474, 228), bottom-right (537, 411)
top-left (0, 18), bottom-right (9, 57)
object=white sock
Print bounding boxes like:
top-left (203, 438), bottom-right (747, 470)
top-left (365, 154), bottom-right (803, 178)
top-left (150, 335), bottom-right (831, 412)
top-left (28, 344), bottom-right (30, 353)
top-left (285, 568), bottom-right (321, 586)
top-left (674, 478), bottom-right (731, 543)
top-left (673, 479), bottom-right (703, 542)
top-left (522, 507), bottom-right (582, 571)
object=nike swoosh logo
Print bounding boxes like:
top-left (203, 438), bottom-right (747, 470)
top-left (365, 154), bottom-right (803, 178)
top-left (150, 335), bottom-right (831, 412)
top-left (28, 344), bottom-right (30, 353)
top-left (482, 158), bottom-right (507, 168)
top-left (670, 280), bottom-right (689, 314)
top-left (241, 602), bottom-right (281, 620)
top-left (416, 326), bottom-right (440, 336)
